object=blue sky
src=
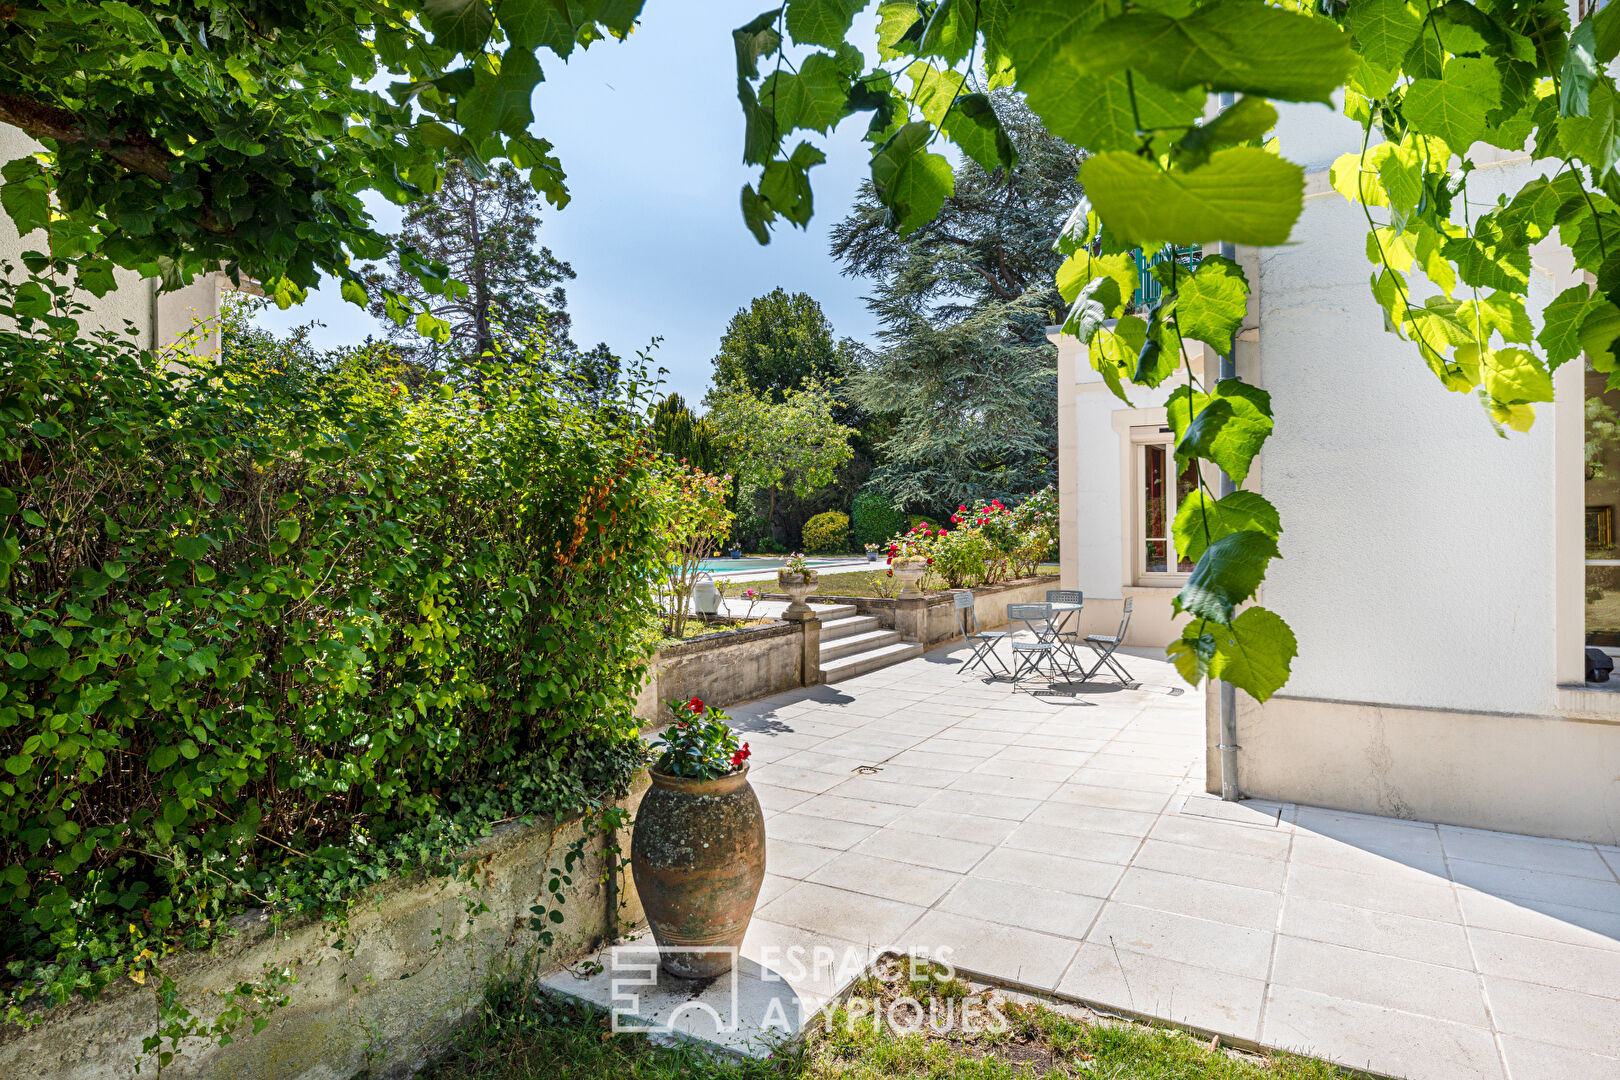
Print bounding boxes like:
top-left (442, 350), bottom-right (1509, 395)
top-left (254, 4), bottom-right (886, 406)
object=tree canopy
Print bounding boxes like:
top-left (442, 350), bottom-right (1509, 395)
top-left (837, 91), bottom-right (1067, 512)
top-left (707, 287), bottom-right (859, 403)
top-left (851, 290), bottom-right (1055, 511)
top-left (830, 91), bottom-right (1081, 325)
top-left (359, 160), bottom-right (585, 370)
top-left (707, 382), bottom-right (855, 533)
top-left (0, 0), bottom-right (641, 322)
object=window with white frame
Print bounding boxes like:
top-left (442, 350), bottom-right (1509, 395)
top-left (1132, 425), bottom-right (1198, 581)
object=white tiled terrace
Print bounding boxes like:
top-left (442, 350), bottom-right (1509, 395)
top-left (727, 643), bottom-right (1620, 1080)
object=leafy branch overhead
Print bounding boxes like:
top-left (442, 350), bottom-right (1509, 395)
top-left (0, 0), bottom-right (643, 319)
top-left (733, 0), bottom-right (1612, 704)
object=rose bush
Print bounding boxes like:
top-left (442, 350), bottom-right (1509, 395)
top-left (882, 487), bottom-right (1057, 589)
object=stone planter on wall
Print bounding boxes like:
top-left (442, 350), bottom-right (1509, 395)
top-left (891, 558), bottom-right (928, 599)
top-left (777, 571), bottom-right (817, 617)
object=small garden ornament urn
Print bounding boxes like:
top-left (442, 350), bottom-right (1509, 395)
top-left (777, 552), bottom-right (818, 618)
top-left (891, 557), bottom-right (928, 599)
top-left (631, 699), bottom-right (764, 979)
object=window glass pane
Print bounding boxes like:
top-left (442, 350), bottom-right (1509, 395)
top-left (1586, 368), bottom-right (1620, 644)
top-left (1176, 458), bottom-right (1198, 571)
top-left (1144, 444), bottom-right (1167, 573)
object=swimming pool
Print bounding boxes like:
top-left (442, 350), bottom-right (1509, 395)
top-left (696, 556), bottom-right (850, 573)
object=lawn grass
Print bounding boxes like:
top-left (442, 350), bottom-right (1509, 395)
top-left (658, 617), bottom-right (773, 649)
top-left (415, 986), bottom-right (783, 1080)
top-left (422, 960), bottom-right (1359, 1080)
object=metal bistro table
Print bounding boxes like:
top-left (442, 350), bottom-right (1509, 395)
top-left (1007, 601), bottom-right (1086, 683)
top-left (1046, 601), bottom-right (1085, 677)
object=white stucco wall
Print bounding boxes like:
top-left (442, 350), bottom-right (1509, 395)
top-left (1258, 105), bottom-right (1569, 717)
top-left (0, 123), bottom-right (226, 353)
top-left (1055, 328), bottom-right (1202, 646)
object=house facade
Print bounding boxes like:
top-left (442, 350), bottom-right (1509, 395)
top-left (1055, 102), bottom-right (1620, 846)
top-left (0, 123), bottom-right (234, 354)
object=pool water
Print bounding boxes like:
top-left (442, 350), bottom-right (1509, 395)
top-left (696, 556), bottom-right (848, 573)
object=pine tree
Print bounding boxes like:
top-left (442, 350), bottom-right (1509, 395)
top-left (834, 93), bottom-right (1074, 512)
top-left (360, 160), bottom-right (612, 384)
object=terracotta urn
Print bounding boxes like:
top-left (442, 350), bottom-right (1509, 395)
top-left (630, 764), bottom-right (766, 979)
top-left (892, 558), bottom-right (927, 599)
top-left (777, 571), bottom-right (817, 617)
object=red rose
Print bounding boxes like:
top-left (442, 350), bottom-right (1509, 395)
top-left (688, 697), bottom-right (704, 713)
top-left (730, 743), bottom-right (751, 767)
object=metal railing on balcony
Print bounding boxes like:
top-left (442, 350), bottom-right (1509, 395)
top-left (1133, 246), bottom-right (1204, 308)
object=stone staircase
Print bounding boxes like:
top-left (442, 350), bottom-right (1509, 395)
top-left (815, 605), bottom-right (924, 682)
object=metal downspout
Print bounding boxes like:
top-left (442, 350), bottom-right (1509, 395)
top-left (1216, 242), bottom-right (1242, 801)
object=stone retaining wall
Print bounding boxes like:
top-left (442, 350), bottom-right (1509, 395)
top-left (634, 619), bottom-right (809, 721)
top-left (0, 778), bottom-right (648, 1080)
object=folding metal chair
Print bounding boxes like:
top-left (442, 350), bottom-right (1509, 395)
top-left (1081, 598), bottom-right (1135, 684)
top-left (953, 591), bottom-right (1008, 677)
top-left (1006, 602), bottom-right (1059, 685)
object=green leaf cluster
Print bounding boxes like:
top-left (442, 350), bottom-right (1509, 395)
top-left (0, 0), bottom-right (642, 322)
top-left (733, 0), bottom-right (1620, 704)
top-left (0, 266), bottom-right (664, 1023)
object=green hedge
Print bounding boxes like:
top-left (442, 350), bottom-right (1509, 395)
top-left (850, 490), bottom-right (904, 547)
top-left (0, 277), bottom-right (662, 1015)
top-left (801, 510), bottom-right (849, 553)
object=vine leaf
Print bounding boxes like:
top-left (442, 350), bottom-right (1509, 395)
top-left (1561, 79), bottom-right (1620, 176)
top-left (1173, 489), bottom-right (1281, 565)
top-left (1403, 59), bottom-right (1501, 151)
top-left (1067, 71), bottom-right (1206, 153)
top-left (1476, 346), bottom-right (1554, 407)
top-left (1597, 2), bottom-right (1620, 65)
top-left (1082, 148), bottom-right (1304, 247)
top-left (497, 0), bottom-right (576, 56)
top-left (1539, 284), bottom-right (1603, 366)
top-left (919, 0), bottom-right (976, 65)
top-left (1579, 296), bottom-right (1620, 366)
top-left (1083, 2), bottom-right (1357, 104)
top-left (1174, 255), bottom-right (1249, 354)
top-left (870, 122), bottom-right (954, 235)
top-left (1056, 250), bottom-right (1136, 313)
top-left (1168, 607), bottom-right (1297, 703)
top-left (0, 158), bottom-right (50, 237)
top-left (1007, 0), bottom-right (1126, 146)
top-left (423, 0), bottom-right (495, 57)
top-left (940, 93), bottom-right (1017, 173)
top-left (459, 47), bottom-right (541, 141)
top-left (1563, 17), bottom-right (1599, 118)
top-left (1177, 96), bottom-right (1277, 169)
top-left (1088, 315), bottom-right (1146, 404)
top-left (761, 52), bottom-right (852, 134)
top-left (906, 61), bottom-right (966, 126)
top-left (786, 0), bottom-right (867, 49)
top-left (1348, 0), bottom-right (1422, 71)
top-left (877, 0), bottom-right (928, 59)
top-left (1174, 529), bottom-right (1280, 624)
top-left (1170, 379), bottom-right (1273, 485)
